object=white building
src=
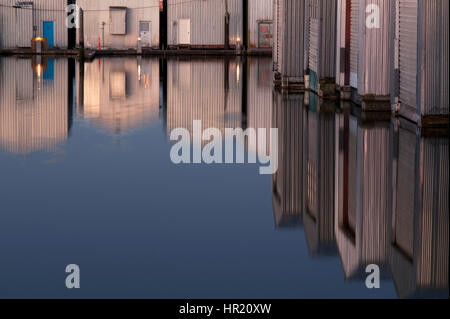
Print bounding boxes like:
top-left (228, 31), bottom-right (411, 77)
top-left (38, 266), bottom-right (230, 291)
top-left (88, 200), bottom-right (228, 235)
top-left (0, 0), bottom-right (70, 49)
top-left (77, 0), bottom-right (160, 49)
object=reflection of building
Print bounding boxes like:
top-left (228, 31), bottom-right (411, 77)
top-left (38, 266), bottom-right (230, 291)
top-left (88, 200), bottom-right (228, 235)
top-left (0, 57), bottom-right (70, 154)
top-left (334, 110), bottom-right (391, 279)
top-left (246, 57), bottom-right (273, 155)
top-left (77, 0), bottom-right (160, 49)
top-left (0, 0), bottom-right (71, 49)
top-left (303, 93), bottom-right (336, 256)
top-left (78, 57), bottom-right (160, 134)
top-left (389, 119), bottom-right (449, 298)
top-left (271, 92), bottom-right (304, 228)
top-left (166, 58), bottom-right (242, 137)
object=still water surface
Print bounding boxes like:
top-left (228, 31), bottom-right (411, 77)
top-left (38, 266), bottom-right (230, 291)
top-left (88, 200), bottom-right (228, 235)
top-left (0, 56), bottom-right (448, 298)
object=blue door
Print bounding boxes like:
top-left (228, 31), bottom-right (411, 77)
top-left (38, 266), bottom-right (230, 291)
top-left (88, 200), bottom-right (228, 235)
top-left (43, 21), bottom-right (54, 47)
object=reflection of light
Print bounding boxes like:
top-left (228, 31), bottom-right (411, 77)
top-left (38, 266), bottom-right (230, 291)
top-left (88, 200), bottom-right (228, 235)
top-left (36, 64), bottom-right (42, 77)
top-left (138, 65), bottom-right (141, 80)
top-left (236, 64), bottom-right (240, 82)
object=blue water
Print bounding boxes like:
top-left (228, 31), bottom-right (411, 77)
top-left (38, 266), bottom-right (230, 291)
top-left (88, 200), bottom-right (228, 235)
top-left (0, 56), bottom-right (446, 299)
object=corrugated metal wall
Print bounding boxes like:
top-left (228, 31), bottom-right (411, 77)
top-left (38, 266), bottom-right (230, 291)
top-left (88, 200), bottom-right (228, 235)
top-left (308, 0), bottom-right (336, 79)
top-left (272, 0), bottom-right (279, 71)
top-left (0, 57), bottom-right (68, 154)
top-left (167, 0), bottom-right (242, 46)
top-left (248, 0), bottom-right (273, 48)
top-left (273, 0), bottom-right (306, 81)
top-left (350, 0), bottom-right (359, 87)
top-left (357, 0), bottom-right (392, 96)
top-left (397, 0), bottom-right (449, 117)
top-left (0, 0), bottom-right (68, 48)
top-left (80, 57), bottom-right (160, 133)
top-left (77, 0), bottom-right (160, 49)
top-left (419, 0), bottom-right (449, 116)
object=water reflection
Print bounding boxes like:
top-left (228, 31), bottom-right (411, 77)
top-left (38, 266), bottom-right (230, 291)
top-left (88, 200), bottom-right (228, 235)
top-left (389, 119), bottom-right (449, 298)
top-left (78, 58), bottom-right (160, 135)
top-left (0, 56), bottom-right (447, 299)
top-left (0, 57), bottom-right (73, 154)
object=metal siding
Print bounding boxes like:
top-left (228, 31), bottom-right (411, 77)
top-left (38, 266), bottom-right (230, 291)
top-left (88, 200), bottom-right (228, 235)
top-left (350, 0), bottom-right (359, 86)
top-left (420, 0), bottom-right (449, 116)
top-left (0, 0), bottom-right (68, 48)
top-left (248, 0), bottom-right (273, 48)
top-left (78, 0), bottom-right (160, 49)
top-left (358, 0), bottom-right (391, 96)
top-left (309, 0), bottom-right (336, 78)
top-left (398, 0), bottom-right (418, 110)
top-left (167, 0), bottom-right (242, 46)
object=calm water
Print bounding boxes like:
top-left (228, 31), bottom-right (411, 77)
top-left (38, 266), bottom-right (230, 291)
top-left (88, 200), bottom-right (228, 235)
top-left (0, 56), bottom-right (448, 299)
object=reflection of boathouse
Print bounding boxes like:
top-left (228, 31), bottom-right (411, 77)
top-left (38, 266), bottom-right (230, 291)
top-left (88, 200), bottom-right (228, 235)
top-left (78, 57), bottom-right (160, 134)
top-left (271, 92), bottom-right (304, 228)
top-left (389, 119), bottom-right (449, 298)
top-left (303, 93), bottom-right (336, 256)
top-left (0, 57), bottom-right (71, 154)
top-left (334, 110), bottom-right (391, 279)
top-left (166, 58), bottom-right (242, 137)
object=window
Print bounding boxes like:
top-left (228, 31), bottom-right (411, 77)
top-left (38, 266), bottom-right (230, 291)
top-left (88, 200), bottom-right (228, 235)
top-left (110, 7), bottom-right (127, 35)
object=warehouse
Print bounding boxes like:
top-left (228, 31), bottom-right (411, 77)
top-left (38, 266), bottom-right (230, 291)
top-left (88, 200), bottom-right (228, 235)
top-left (392, 0), bottom-right (449, 127)
top-left (77, 0), bottom-right (160, 49)
top-left (0, 0), bottom-right (72, 49)
top-left (166, 0), bottom-right (242, 49)
top-left (335, 0), bottom-right (393, 110)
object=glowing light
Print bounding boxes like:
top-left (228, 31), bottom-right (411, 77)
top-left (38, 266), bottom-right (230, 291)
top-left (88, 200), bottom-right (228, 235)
top-left (36, 64), bottom-right (42, 77)
top-left (236, 64), bottom-right (240, 82)
top-left (236, 37), bottom-right (241, 43)
top-left (35, 37), bottom-right (43, 41)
